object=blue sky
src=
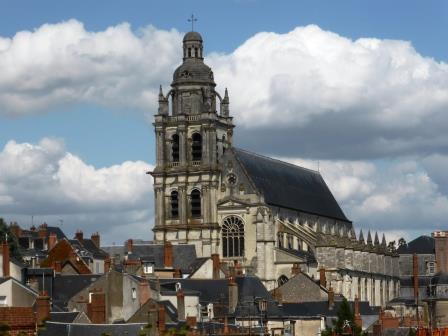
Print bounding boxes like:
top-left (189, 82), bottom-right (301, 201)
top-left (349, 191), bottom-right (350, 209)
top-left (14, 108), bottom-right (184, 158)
top-left (0, 1), bottom-right (447, 243)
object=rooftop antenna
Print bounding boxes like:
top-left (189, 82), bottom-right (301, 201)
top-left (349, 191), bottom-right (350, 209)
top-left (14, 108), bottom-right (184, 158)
top-left (31, 215), bottom-right (34, 227)
top-left (188, 14), bottom-right (198, 31)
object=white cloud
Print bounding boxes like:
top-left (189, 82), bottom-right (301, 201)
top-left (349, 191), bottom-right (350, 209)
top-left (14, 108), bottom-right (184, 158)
top-left (283, 156), bottom-right (448, 241)
top-left (0, 138), bottom-right (153, 243)
top-left (0, 19), bottom-right (182, 115)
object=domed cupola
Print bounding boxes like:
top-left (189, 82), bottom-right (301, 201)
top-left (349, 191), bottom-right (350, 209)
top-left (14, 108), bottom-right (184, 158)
top-left (172, 30), bottom-right (215, 87)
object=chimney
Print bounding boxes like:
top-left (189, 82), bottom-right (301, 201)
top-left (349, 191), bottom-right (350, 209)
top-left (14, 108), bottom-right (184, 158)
top-left (75, 230), bottom-right (83, 242)
top-left (354, 295), bottom-right (362, 328)
top-left (1, 241), bottom-right (10, 277)
top-left (328, 286), bottom-right (334, 310)
top-left (176, 288), bottom-right (185, 321)
top-left (291, 263), bottom-right (300, 276)
top-left (53, 261), bottom-right (62, 274)
top-left (319, 268), bottom-right (326, 288)
top-left (211, 253), bottom-right (220, 279)
top-left (158, 305), bottom-right (166, 334)
top-left (47, 232), bottom-right (57, 251)
top-left (36, 291), bottom-right (50, 325)
top-left (186, 316), bottom-right (197, 329)
top-left (413, 253), bottom-right (419, 301)
top-left (87, 292), bottom-right (106, 323)
top-left (127, 239), bottom-right (133, 254)
top-left (228, 277), bottom-right (238, 314)
top-left (164, 241), bottom-right (173, 268)
top-left (173, 268), bottom-right (182, 278)
top-left (38, 223), bottom-right (48, 239)
top-left (139, 280), bottom-right (151, 306)
top-left (104, 257), bottom-right (111, 273)
top-left (91, 232), bottom-right (100, 248)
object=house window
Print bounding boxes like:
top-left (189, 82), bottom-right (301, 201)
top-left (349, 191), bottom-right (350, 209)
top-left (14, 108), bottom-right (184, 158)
top-left (172, 134), bottom-right (180, 162)
top-left (0, 296), bottom-right (6, 306)
top-left (222, 216), bottom-right (244, 258)
top-left (190, 189), bottom-right (201, 218)
top-left (191, 133), bottom-right (202, 161)
top-left (131, 288), bottom-right (137, 300)
top-left (143, 263), bottom-right (154, 274)
top-left (171, 191), bottom-right (179, 219)
top-left (278, 275), bottom-right (289, 287)
top-left (427, 261), bottom-right (436, 275)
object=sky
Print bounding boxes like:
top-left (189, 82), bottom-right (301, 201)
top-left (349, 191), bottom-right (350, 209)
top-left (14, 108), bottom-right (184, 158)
top-left (0, 0), bottom-right (447, 245)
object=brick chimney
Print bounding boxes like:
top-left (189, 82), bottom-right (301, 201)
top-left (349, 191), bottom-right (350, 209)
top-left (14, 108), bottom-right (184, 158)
top-left (53, 261), bottom-right (62, 274)
top-left (228, 277), bottom-right (238, 314)
top-left (176, 287), bottom-right (185, 321)
top-left (126, 239), bottom-right (133, 254)
top-left (91, 232), bottom-right (100, 248)
top-left (173, 268), bottom-right (182, 278)
top-left (139, 280), bottom-right (151, 306)
top-left (47, 232), bottom-right (57, 251)
top-left (291, 263), bottom-right (300, 276)
top-left (158, 305), bottom-right (166, 334)
top-left (75, 230), bottom-right (83, 242)
top-left (413, 253), bottom-right (419, 301)
top-left (354, 295), bottom-right (362, 328)
top-left (211, 253), bottom-right (220, 279)
top-left (164, 241), bottom-right (173, 268)
top-left (38, 223), bottom-right (48, 239)
top-left (186, 316), bottom-right (197, 329)
top-left (87, 292), bottom-right (106, 323)
top-left (36, 291), bottom-right (50, 325)
top-left (104, 257), bottom-right (111, 273)
top-left (319, 267), bottom-right (326, 288)
top-left (1, 241), bottom-right (10, 277)
top-left (328, 286), bottom-right (334, 310)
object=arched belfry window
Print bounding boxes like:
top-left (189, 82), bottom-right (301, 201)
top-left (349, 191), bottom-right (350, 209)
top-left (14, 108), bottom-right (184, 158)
top-left (192, 133), bottom-right (202, 161)
top-left (172, 134), bottom-right (180, 162)
top-left (222, 216), bottom-right (244, 258)
top-left (170, 191), bottom-right (179, 219)
top-left (190, 189), bottom-right (201, 218)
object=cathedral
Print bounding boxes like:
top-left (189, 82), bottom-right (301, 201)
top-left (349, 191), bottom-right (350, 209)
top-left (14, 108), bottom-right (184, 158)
top-left (150, 30), bottom-right (400, 306)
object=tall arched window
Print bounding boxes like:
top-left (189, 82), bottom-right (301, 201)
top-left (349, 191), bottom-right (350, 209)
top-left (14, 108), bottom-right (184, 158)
top-left (191, 133), bottom-right (202, 161)
top-left (170, 191), bottom-right (179, 219)
top-left (172, 134), bottom-right (180, 162)
top-left (222, 216), bottom-right (244, 258)
top-left (190, 189), bottom-right (201, 218)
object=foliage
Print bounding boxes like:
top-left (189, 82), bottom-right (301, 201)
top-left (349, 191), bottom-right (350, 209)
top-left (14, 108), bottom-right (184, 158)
top-left (321, 298), bottom-right (364, 336)
top-left (388, 240), bottom-right (396, 252)
top-left (0, 218), bottom-right (22, 260)
top-left (398, 237), bottom-right (407, 247)
top-left (0, 323), bottom-right (11, 336)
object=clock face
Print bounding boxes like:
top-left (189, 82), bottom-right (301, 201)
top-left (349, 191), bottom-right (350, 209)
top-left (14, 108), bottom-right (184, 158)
top-left (227, 173), bottom-right (237, 186)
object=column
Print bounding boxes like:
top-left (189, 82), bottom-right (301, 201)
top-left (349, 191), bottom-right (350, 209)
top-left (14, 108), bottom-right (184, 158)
top-left (179, 186), bottom-right (188, 226)
top-left (179, 128), bottom-right (187, 166)
top-left (155, 129), bottom-right (165, 168)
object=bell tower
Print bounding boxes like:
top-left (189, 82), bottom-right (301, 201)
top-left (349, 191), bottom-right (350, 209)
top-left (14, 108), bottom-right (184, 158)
top-left (151, 30), bottom-right (234, 257)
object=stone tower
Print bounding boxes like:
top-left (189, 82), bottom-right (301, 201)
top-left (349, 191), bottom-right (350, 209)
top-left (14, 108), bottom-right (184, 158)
top-left (151, 31), bottom-right (234, 257)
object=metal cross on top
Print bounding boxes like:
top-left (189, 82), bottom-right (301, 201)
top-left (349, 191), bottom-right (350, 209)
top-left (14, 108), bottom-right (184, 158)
top-left (188, 14), bottom-right (197, 31)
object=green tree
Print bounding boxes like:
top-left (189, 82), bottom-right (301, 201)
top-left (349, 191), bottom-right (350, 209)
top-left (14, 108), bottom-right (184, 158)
top-left (0, 218), bottom-right (22, 260)
top-left (321, 298), bottom-right (363, 336)
top-left (398, 237), bottom-right (407, 247)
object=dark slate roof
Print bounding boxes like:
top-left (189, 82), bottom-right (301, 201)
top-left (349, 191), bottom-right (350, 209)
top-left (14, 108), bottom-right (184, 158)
top-left (233, 148), bottom-right (350, 222)
top-left (400, 276), bottom-right (432, 287)
top-left (397, 235), bottom-right (435, 255)
top-left (129, 244), bottom-right (198, 273)
top-left (47, 226), bottom-right (67, 240)
top-left (49, 312), bottom-right (80, 323)
top-left (282, 300), bottom-right (377, 318)
top-left (52, 274), bottom-right (101, 310)
top-left (39, 322), bottom-right (146, 336)
top-left (69, 239), bottom-right (109, 260)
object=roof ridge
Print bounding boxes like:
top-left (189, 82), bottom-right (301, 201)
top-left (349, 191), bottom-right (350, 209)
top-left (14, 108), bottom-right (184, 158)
top-left (234, 147), bottom-right (320, 175)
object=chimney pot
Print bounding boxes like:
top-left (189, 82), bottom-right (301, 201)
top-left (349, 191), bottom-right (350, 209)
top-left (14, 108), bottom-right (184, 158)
top-left (1, 241), bottom-right (10, 277)
top-left (48, 232), bottom-right (57, 251)
top-left (176, 288), bottom-right (185, 321)
top-left (91, 232), bottom-right (100, 248)
top-left (36, 291), bottom-right (50, 325)
top-left (328, 286), bottom-right (335, 309)
top-left (319, 268), bottom-right (327, 288)
top-left (75, 230), bottom-right (83, 242)
top-left (164, 241), bottom-right (173, 268)
top-left (126, 239), bottom-right (133, 253)
top-left (173, 268), bottom-right (182, 278)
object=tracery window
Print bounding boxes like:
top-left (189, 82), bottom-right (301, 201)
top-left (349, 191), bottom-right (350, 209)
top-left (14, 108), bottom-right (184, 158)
top-left (278, 275), bottom-right (289, 287)
top-left (192, 133), bottom-right (202, 161)
top-left (172, 134), bottom-right (180, 162)
top-left (222, 216), bottom-right (244, 258)
top-left (190, 189), bottom-right (201, 218)
top-left (170, 191), bottom-right (179, 219)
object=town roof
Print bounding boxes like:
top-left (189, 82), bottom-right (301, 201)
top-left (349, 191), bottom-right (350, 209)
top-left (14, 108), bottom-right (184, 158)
top-left (397, 235), bottom-right (435, 255)
top-left (233, 148), bottom-right (350, 223)
top-left (52, 274), bottom-right (101, 310)
top-left (69, 238), bottom-right (109, 259)
top-left (282, 300), bottom-right (377, 318)
top-left (39, 322), bottom-right (147, 336)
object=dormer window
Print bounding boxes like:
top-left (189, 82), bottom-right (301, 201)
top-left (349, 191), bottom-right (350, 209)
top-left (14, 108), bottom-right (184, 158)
top-left (143, 263), bottom-right (154, 274)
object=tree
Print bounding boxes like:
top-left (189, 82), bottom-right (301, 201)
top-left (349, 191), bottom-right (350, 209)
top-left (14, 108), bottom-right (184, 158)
top-left (398, 237), bottom-right (407, 247)
top-left (321, 298), bottom-right (363, 336)
top-left (0, 218), bottom-right (22, 260)
top-left (388, 240), bottom-right (396, 251)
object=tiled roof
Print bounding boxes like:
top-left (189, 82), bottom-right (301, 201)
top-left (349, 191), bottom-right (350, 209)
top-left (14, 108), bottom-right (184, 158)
top-left (233, 148), bottom-right (350, 222)
top-left (52, 274), bottom-right (101, 310)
